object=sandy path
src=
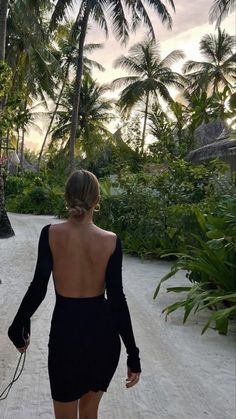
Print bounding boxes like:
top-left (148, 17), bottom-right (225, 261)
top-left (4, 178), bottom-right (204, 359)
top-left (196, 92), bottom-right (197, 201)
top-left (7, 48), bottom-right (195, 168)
top-left (0, 213), bottom-right (235, 419)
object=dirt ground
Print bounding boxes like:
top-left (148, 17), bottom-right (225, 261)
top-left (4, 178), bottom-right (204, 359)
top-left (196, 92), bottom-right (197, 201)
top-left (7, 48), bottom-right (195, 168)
top-left (0, 213), bottom-right (235, 419)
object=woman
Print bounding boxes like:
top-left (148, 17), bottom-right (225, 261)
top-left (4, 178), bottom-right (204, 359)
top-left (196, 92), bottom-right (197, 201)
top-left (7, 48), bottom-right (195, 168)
top-left (8, 169), bottom-right (141, 419)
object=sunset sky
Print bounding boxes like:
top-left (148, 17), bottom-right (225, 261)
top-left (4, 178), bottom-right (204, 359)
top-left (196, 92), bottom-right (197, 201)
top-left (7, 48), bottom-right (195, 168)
top-left (25, 0), bottom-right (235, 151)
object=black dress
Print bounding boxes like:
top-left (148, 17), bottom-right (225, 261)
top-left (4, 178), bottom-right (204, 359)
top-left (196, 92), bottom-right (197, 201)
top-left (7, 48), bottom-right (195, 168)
top-left (8, 225), bottom-right (141, 402)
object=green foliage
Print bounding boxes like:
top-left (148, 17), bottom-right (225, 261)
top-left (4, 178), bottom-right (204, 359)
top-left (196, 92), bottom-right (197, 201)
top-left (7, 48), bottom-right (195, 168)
top-left (119, 115), bottom-right (143, 154)
top-left (0, 62), bottom-right (12, 97)
top-left (94, 191), bottom-right (163, 257)
top-left (153, 194), bottom-right (236, 335)
top-left (50, 73), bottom-right (114, 161)
top-left (0, 62), bottom-right (27, 133)
top-left (5, 172), bottom-right (63, 215)
top-left (187, 88), bottom-right (233, 132)
top-left (148, 105), bottom-right (177, 158)
top-left (92, 160), bottom-right (226, 256)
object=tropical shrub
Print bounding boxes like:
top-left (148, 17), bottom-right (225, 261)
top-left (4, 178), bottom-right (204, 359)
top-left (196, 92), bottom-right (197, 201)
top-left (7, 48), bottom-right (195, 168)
top-left (93, 161), bottom-right (226, 256)
top-left (96, 190), bottom-right (165, 256)
top-left (153, 194), bottom-right (236, 335)
top-left (5, 172), bottom-right (63, 215)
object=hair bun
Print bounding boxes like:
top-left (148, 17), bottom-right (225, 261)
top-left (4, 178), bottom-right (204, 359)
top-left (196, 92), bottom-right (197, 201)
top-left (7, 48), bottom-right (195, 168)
top-left (69, 199), bottom-right (90, 218)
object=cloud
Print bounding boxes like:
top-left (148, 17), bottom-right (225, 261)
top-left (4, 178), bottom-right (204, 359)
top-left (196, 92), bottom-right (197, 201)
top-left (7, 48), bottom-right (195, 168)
top-left (163, 0), bottom-right (214, 39)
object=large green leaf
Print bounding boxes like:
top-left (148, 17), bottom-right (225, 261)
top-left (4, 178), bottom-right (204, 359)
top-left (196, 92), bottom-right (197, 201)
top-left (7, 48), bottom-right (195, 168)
top-left (201, 306), bottom-right (236, 335)
top-left (153, 265), bottom-right (179, 299)
top-left (166, 287), bottom-right (192, 293)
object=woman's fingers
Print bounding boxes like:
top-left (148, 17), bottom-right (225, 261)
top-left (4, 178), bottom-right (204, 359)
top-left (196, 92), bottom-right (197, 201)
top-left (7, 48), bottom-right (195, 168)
top-left (125, 371), bottom-right (140, 388)
top-left (17, 337), bottom-right (30, 353)
top-left (17, 347), bottom-right (27, 353)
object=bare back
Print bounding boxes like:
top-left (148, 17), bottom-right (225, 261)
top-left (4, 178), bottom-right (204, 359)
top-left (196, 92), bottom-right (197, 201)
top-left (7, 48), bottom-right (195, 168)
top-left (48, 221), bottom-right (117, 298)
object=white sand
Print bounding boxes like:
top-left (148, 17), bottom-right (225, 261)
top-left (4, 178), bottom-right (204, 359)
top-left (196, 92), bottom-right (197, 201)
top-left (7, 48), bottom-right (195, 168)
top-left (0, 213), bottom-right (235, 419)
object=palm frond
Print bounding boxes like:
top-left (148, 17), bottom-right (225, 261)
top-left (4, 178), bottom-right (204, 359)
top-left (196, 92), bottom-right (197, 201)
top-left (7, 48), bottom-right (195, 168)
top-left (160, 49), bottom-right (185, 67)
top-left (155, 82), bottom-right (173, 102)
top-left (108, 0), bottom-right (129, 44)
top-left (91, 2), bottom-right (108, 37)
top-left (84, 42), bottom-right (104, 52)
top-left (209, 0), bottom-right (236, 26)
top-left (118, 81), bottom-right (147, 113)
top-left (50, 0), bottom-right (76, 31)
top-left (216, 29), bottom-right (235, 61)
top-left (127, 0), bottom-right (155, 38)
top-left (183, 60), bottom-right (213, 74)
top-left (129, 37), bottom-right (161, 63)
top-left (84, 57), bottom-right (105, 72)
top-left (145, 0), bottom-right (175, 30)
top-left (113, 55), bottom-right (143, 74)
top-left (222, 52), bottom-right (236, 67)
top-left (200, 29), bottom-right (235, 63)
top-left (130, 0), bottom-right (174, 33)
top-left (200, 33), bottom-right (218, 62)
top-left (110, 76), bottom-right (140, 89)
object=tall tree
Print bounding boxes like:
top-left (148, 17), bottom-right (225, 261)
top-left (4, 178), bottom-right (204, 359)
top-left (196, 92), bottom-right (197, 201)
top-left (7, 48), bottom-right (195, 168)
top-left (50, 0), bottom-right (176, 172)
top-left (5, 0), bottom-right (63, 172)
top-left (0, 0), bottom-right (15, 238)
top-left (111, 38), bottom-right (184, 154)
top-left (183, 29), bottom-right (236, 96)
top-left (51, 74), bottom-right (113, 160)
top-left (37, 22), bottom-right (104, 171)
top-left (209, 0), bottom-right (236, 26)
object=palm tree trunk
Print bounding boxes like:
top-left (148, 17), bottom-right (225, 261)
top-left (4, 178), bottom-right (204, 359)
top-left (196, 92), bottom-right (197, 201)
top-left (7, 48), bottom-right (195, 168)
top-left (20, 126), bottom-right (25, 170)
top-left (0, 0), bottom-right (8, 62)
top-left (0, 0), bottom-right (14, 238)
top-left (37, 64), bottom-right (69, 173)
top-left (69, 3), bottom-right (90, 173)
top-left (6, 129), bottom-right (9, 171)
top-left (20, 100), bottom-right (27, 171)
top-left (16, 128), bottom-right (20, 154)
top-left (0, 0), bottom-right (8, 113)
top-left (141, 92), bottom-right (150, 155)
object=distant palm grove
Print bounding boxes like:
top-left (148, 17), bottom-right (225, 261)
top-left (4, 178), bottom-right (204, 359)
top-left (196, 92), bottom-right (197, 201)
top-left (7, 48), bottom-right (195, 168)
top-left (0, 0), bottom-right (236, 335)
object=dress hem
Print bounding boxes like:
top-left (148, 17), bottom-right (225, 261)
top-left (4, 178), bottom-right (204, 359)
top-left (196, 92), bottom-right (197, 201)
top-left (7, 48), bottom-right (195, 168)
top-left (52, 387), bottom-right (108, 402)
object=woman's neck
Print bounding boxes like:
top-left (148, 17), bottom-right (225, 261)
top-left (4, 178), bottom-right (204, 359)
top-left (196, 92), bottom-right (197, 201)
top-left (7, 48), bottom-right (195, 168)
top-left (68, 216), bottom-right (94, 226)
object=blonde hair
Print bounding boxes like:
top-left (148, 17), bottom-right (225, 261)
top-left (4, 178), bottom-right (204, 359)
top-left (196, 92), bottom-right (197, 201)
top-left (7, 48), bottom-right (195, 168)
top-left (65, 170), bottom-right (100, 219)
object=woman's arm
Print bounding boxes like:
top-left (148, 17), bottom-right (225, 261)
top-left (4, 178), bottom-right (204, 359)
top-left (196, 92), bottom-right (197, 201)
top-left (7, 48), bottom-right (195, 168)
top-left (105, 236), bottom-right (141, 373)
top-left (8, 225), bottom-right (53, 348)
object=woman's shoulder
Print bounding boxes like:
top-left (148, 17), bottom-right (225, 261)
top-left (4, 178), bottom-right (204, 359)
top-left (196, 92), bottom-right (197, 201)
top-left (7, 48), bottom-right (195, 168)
top-left (93, 225), bottom-right (117, 239)
top-left (47, 222), bottom-right (66, 231)
top-left (92, 226), bottom-right (119, 253)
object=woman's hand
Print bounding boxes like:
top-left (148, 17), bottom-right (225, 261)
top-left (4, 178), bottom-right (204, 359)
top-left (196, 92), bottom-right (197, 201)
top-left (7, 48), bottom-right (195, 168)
top-left (125, 367), bottom-right (140, 388)
top-left (17, 334), bottom-right (30, 353)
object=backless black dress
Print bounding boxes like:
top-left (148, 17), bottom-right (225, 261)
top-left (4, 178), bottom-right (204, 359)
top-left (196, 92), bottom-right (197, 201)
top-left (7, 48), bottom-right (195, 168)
top-left (8, 225), bottom-right (141, 402)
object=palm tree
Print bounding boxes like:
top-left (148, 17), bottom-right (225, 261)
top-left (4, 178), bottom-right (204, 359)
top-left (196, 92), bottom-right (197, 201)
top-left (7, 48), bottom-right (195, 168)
top-left (183, 29), bottom-right (236, 96)
top-left (209, 0), bottom-right (236, 26)
top-left (50, 0), bottom-right (176, 172)
top-left (5, 0), bottom-right (61, 170)
top-left (0, 0), bottom-right (15, 238)
top-left (6, 0), bottom-right (56, 100)
top-left (37, 22), bottom-right (105, 172)
top-left (51, 74), bottom-right (113, 160)
top-left (111, 38), bottom-right (184, 154)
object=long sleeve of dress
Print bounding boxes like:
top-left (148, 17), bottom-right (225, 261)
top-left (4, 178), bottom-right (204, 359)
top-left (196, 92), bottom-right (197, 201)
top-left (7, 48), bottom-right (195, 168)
top-left (8, 225), bottom-right (53, 348)
top-left (105, 236), bottom-right (141, 373)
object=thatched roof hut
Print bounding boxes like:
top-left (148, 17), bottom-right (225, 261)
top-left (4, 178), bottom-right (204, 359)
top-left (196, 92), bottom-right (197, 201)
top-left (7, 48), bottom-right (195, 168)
top-left (186, 123), bottom-right (236, 172)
